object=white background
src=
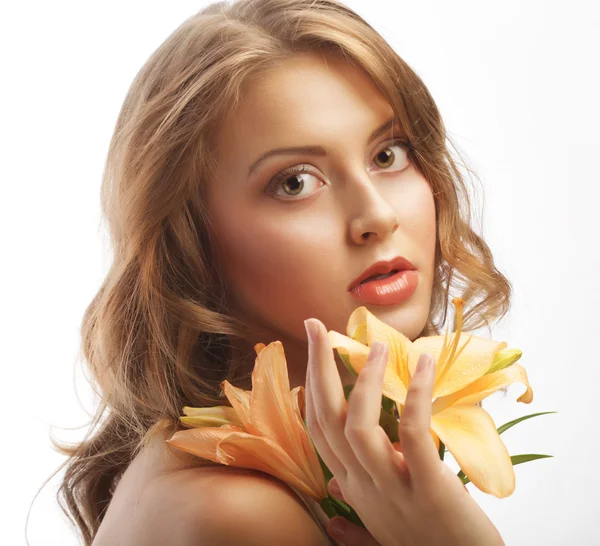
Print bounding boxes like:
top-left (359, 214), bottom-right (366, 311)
top-left (1, 1), bottom-right (598, 545)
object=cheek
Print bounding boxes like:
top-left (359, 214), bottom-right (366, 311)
top-left (408, 180), bottom-right (437, 281)
top-left (210, 200), bottom-right (343, 332)
top-left (402, 180), bottom-right (437, 250)
top-left (372, 176), bottom-right (437, 339)
top-left (208, 173), bottom-right (437, 341)
top-left (376, 172), bottom-right (437, 261)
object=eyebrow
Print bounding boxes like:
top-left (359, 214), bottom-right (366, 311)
top-left (247, 115), bottom-right (400, 176)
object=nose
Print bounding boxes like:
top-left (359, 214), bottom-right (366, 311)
top-left (348, 180), bottom-right (400, 244)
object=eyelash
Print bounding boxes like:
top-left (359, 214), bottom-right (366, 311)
top-left (264, 138), bottom-right (412, 198)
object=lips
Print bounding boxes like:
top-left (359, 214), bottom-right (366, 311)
top-left (347, 256), bottom-right (416, 291)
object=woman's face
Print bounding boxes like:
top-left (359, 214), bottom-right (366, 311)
top-left (206, 52), bottom-right (437, 381)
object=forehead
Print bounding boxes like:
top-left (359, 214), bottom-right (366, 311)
top-left (213, 52), bottom-right (395, 178)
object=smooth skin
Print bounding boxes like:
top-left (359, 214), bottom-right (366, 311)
top-left (203, 51), bottom-right (503, 545)
top-left (206, 51), bottom-right (437, 391)
top-left (304, 319), bottom-right (505, 546)
top-left (95, 50), bottom-right (444, 546)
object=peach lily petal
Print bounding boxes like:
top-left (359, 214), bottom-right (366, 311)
top-left (167, 427), bottom-right (325, 499)
top-left (221, 382), bottom-right (256, 433)
top-left (347, 307), bottom-right (413, 389)
top-left (217, 431), bottom-right (327, 499)
top-left (431, 404), bottom-right (515, 498)
top-left (432, 363), bottom-right (533, 414)
top-left (167, 340), bottom-right (328, 502)
top-left (328, 330), bottom-right (409, 404)
top-left (166, 424), bottom-right (243, 461)
top-left (329, 297), bottom-right (534, 497)
top-left (412, 332), bottom-right (507, 397)
top-left (249, 343), bottom-right (324, 486)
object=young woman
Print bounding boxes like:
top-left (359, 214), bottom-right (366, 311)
top-left (53, 0), bottom-right (511, 544)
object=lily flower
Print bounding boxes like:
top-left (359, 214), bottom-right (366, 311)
top-left (328, 297), bottom-right (533, 498)
top-left (166, 341), bottom-right (328, 501)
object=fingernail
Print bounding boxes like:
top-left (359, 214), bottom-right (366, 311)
top-left (416, 353), bottom-right (432, 375)
top-left (304, 319), bottom-right (320, 344)
top-left (328, 518), bottom-right (346, 539)
top-left (369, 341), bottom-right (387, 361)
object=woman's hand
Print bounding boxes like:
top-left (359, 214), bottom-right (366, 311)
top-left (327, 515), bottom-right (381, 545)
top-left (326, 477), bottom-right (381, 545)
top-left (304, 318), bottom-right (505, 546)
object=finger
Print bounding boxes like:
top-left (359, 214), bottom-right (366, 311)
top-left (304, 318), bottom-right (359, 479)
top-left (327, 517), bottom-right (381, 546)
top-left (304, 344), bottom-right (345, 479)
top-left (345, 342), bottom-right (388, 430)
top-left (397, 352), bottom-right (440, 488)
top-left (344, 342), bottom-right (397, 476)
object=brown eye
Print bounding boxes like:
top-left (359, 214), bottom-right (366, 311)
top-left (265, 164), bottom-right (324, 200)
top-left (281, 174), bottom-right (304, 196)
top-left (373, 140), bottom-right (410, 172)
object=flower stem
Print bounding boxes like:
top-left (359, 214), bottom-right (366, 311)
top-left (438, 439), bottom-right (446, 461)
top-left (320, 495), bottom-right (365, 528)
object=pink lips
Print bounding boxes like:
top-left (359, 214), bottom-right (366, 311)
top-left (348, 269), bottom-right (419, 306)
top-left (347, 256), bottom-right (417, 292)
top-left (347, 256), bottom-right (418, 306)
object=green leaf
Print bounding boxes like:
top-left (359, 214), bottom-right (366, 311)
top-left (316, 446), bottom-right (334, 483)
top-left (510, 453), bottom-right (554, 465)
top-left (319, 497), bottom-right (338, 519)
top-left (458, 453), bottom-right (554, 485)
top-left (381, 394), bottom-right (395, 413)
top-left (497, 411), bottom-right (557, 435)
top-left (379, 408), bottom-right (399, 443)
top-left (328, 495), bottom-right (365, 527)
top-left (438, 439), bottom-right (446, 461)
top-left (343, 383), bottom-right (355, 401)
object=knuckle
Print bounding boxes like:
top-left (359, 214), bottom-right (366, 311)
top-left (408, 380), bottom-right (426, 395)
top-left (316, 411), bottom-right (341, 431)
top-left (398, 420), bottom-right (421, 439)
top-left (344, 424), bottom-right (371, 445)
top-left (356, 365), bottom-right (378, 382)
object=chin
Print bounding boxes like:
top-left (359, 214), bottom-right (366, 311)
top-left (366, 293), bottom-right (430, 341)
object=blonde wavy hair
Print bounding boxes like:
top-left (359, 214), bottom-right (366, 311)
top-left (39, 0), bottom-right (511, 544)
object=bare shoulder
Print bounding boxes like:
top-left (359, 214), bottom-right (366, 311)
top-left (95, 464), bottom-right (332, 546)
top-left (155, 466), bottom-right (331, 545)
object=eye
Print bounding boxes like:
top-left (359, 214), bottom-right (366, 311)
top-left (264, 138), bottom-right (412, 201)
top-left (372, 138), bottom-right (411, 172)
top-left (264, 165), bottom-right (324, 200)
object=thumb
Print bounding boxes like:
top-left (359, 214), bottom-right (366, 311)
top-left (327, 477), bottom-right (345, 501)
top-left (327, 517), bottom-right (381, 546)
